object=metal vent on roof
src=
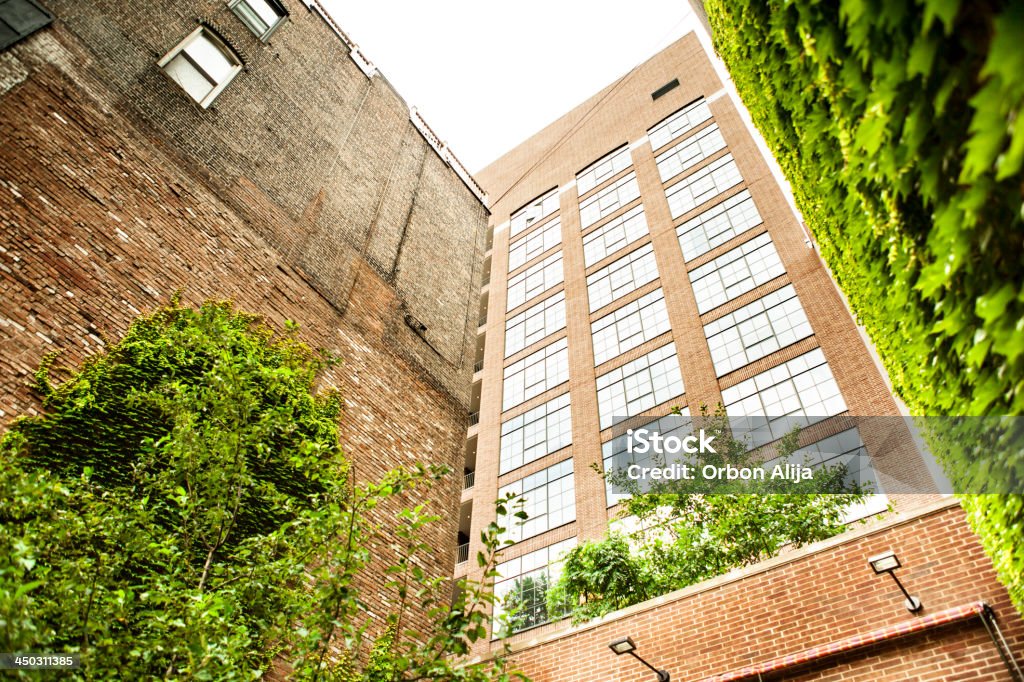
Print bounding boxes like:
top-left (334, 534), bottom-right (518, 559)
top-left (652, 78), bottom-right (680, 100)
top-left (0, 0), bottom-right (52, 52)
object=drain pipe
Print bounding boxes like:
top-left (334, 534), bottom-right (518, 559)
top-left (981, 604), bottom-right (1024, 682)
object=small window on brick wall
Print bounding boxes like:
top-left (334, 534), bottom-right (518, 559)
top-left (159, 27), bottom-right (242, 109)
top-left (228, 0), bottom-right (287, 41)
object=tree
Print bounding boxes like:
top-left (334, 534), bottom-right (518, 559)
top-left (550, 407), bottom-right (870, 623)
top-left (0, 299), bottom-right (527, 681)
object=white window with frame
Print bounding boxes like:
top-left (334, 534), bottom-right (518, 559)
top-left (499, 459), bottom-right (575, 543)
top-left (704, 284), bottom-right (813, 376)
top-left (499, 393), bottom-right (572, 475)
top-left (591, 288), bottom-right (671, 366)
top-left (504, 292), bottom-right (566, 357)
top-left (596, 343), bottom-right (684, 430)
top-left (510, 189), bottom-right (559, 238)
top-left (602, 409), bottom-right (691, 506)
top-left (577, 146), bottom-right (632, 195)
top-left (228, 0), bottom-right (286, 41)
top-left (664, 154), bottom-right (743, 219)
top-left (647, 98), bottom-right (713, 150)
top-left (688, 232), bottom-right (786, 314)
top-left (721, 348), bottom-right (847, 446)
top-left (502, 338), bottom-right (569, 411)
top-left (655, 123), bottom-right (727, 182)
top-left (159, 27), bottom-right (243, 108)
top-left (582, 205), bottom-right (649, 267)
top-left (677, 189), bottom-right (763, 261)
top-left (493, 538), bottom-right (575, 635)
top-left (586, 243), bottom-right (659, 312)
top-left (579, 172), bottom-right (640, 229)
top-left (509, 217), bottom-right (562, 272)
top-left (507, 251), bottom-right (563, 311)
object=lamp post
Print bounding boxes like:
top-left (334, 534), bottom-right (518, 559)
top-left (608, 636), bottom-right (670, 681)
top-left (868, 550), bottom-right (923, 613)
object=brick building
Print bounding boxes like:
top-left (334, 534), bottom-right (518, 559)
top-left (0, 0), bottom-right (485, 652)
top-left (461, 31), bottom-right (1024, 679)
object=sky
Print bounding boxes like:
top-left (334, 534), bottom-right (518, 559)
top-left (316, 1), bottom-right (701, 172)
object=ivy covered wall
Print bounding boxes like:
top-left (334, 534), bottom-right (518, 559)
top-left (701, 0), bottom-right (1023, 606)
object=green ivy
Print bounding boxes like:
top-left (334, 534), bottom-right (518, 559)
top-left (703, 0), bottom-right (1024, 611)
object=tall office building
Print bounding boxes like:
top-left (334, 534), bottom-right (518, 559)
top-left (457, 31), bottom-right (947, 650)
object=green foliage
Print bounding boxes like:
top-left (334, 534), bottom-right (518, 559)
top-left (0, 300), bottom-right (526, 681)
top-left (551, 409), bottom-right (867, 623)
top-left (702, 0), bottom-right (1024, 610)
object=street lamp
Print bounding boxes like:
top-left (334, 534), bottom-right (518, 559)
top-left (608, 636), bottom-right (670, 681)
top-left (868, 550), bottom-right (922, 613)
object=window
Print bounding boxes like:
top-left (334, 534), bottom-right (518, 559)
top-left (655, 123), bottom-right (727, 182)
top-left (507, 251), bottom-right (563, 311)
top-left (582, 205), bottom-right (649, 267)
top-left (677, 189), bottom-right (762, 261)
top-left (510, 189), bottom-right (559, 238)
top-left (688, 232), bottom-right (786, 314)
top-left (763, 428), bottom-right (872, 489)
top-left (494, 538), bottom-right (575, 635)
top-left (704, 284), bottom-right (813, 376)
top-left (602, 409), bottom-right (691, 506)
top-left (505, 292), bottom-right (565, 357)
top-left (577, 146), bottom-right (632, 195)
top-left (500, 393), bottom-right (572, 474)
top-left (579, 172), bottom-right (640, 229)
top-left (502, 338), bottom-right (569, 411)
top-left (664, 154), bottom-right (743, 219)
top-left (591, 289), bottom-right (671, 366)
top-left (228, 0), bottom-right (286, 41)
top-left (596, 343), bottom-right (684, 429)
top-left (159, 27), bottom-right (242, 108)
top-left (0, 0), bottom-right (52, 51)
top-left (499, 459), bottom-right (575, 542)
top-left (509, 217), bottom-right (562, 272)
top-left (586, 243), bottom-right (659, 312)
top-left (647, 98), bottom-right (713, 150)
top-left (721, 348), bottom-right (847, 446)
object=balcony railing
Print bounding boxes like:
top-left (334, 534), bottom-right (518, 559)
top-left (457, 542), bottom-right (469, 564)
top-left (474, 359), bottom-right (484, 373)
top-left (463, 471), bottom-right (475, 490)
top-left (478, 313), bottom-right (487, 327)
top-left (468, 412), bottom-right (480, 426)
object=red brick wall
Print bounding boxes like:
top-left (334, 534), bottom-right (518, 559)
top-left (504, 503), bottom-right (1024, 681)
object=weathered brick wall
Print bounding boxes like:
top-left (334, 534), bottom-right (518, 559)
top-left (505, 502), bottom-right (1024, 681)
top-left (0, 2), bottom-right (485, 660)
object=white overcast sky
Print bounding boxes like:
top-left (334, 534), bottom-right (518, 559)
top-left (317, 1), bottom-right (701, 172)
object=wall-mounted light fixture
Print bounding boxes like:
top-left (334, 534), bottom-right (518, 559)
top-left (868, 550), bottom-right (923, 613)
top-left (608, 636), bottom-right (670, 681)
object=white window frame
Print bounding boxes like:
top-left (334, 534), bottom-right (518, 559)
top-left (158, 27), bottom-right (243, 109)
top-left (677, 189), bottom-right (763, 261)
top-left (509, 217), bottom-right (562, 273)
top-left (577, 146), bottom-right (632, 195)
top-left (582, 205), bottom-right (649, 267)
top-left (228, 0), bottom-right (287, 41)
top-left (510, 189), bottom-right (559, 238)
top-left (655, 123), bottom-right (727, 182)
top-left (586, 243), bottom-right (660, 313)
top-left (596, 343), bottom-right (684, 429)
top-left (499, 393), bottom-right (572, 475)
top-left (502, 338), bottom-right (570, 411)
top-left (591, 288), bottom-right (671, 366)
top-left (647, 98), bottom-right (713, 150)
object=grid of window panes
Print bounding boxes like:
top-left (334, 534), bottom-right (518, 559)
top-left (647, 98), bottom-right (713, 150)
top-left (577, 146), bottom-right (632, 195)
top-left (596, 343), bottom-right (684, 429)
top-left (493, 538), bottom-right (575, 635)
top-left (502, 338), bottom-right (570, 411)
top-left (591, 289), bottom-right (671, 365)
top-left (601, 408), bottom-right (691, 506)
top-left (582, 205), bottom-right (649, 267)
top-left (509, 217), bottom-right (562, 272)
top-left (499, 459), bottom-right (575, 542)
top-left (586, 243), bottom-right (660, 312)
top-left (721, 348), bottom-right (847, 445)
top-left (704, 284), bottom-right (813, 376)
top-left (579, 173), bottom-right (641, 229)
top-left (499, 393), bottom-right (572, 474)
top-left (507, 251), bottom-right (563, 311)
top-left (762, 428), bottom-right (874, 490)
top-left (655, 124), bottom-right (727, 182)
top-left (665, 155), bottom-right (743, 219)
top-left (505, 292), bottom-right (566, 357)
top-left (510, 189), bottom-right (559, 238)
top-left (677, 189), bottom-right (763, 261)
top-left (688, 232), bottom-right (786, 314)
